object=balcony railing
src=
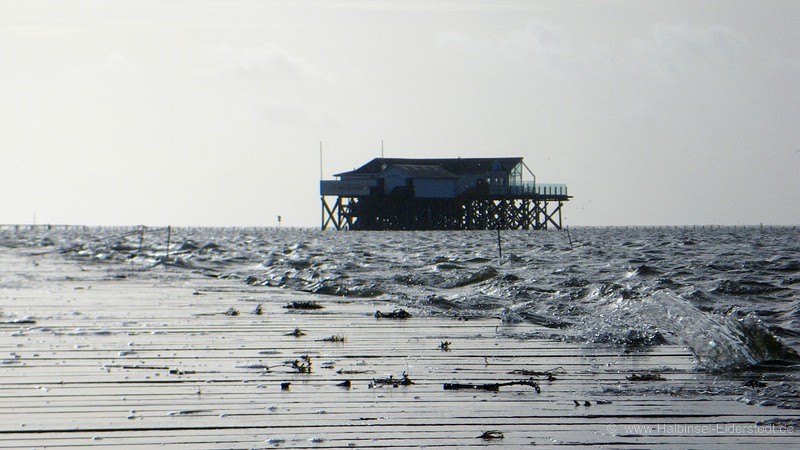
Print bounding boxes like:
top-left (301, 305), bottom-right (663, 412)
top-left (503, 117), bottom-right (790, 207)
top-left (323, 178), bottom-right (569, 198)
top-left (491, 182), bottom-right (568, 196)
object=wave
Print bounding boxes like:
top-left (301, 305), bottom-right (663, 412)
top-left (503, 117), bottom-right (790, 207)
top-left (5, 225), bottom-right (799, 374)
top-left (641, 291), bottom-right (799, 371)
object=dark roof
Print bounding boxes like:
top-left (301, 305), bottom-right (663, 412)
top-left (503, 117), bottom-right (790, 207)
top-left (381, 164), bottom-right (456, 179)
top-left (335, 157), bottom-right (522, 178)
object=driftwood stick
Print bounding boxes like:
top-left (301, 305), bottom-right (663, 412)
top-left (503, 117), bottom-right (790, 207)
top-left (443, 378), bottom-right (541, 393)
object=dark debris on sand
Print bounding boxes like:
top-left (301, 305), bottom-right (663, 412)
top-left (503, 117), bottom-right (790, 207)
top-left (626, 372), bottom-right (665, 382)
top-left (509, 366), bottom-right (566, 381)
top-left (369, 372), bottom-right (414, 388)
top-left (375, 309), bottom-right (412, 319)
top-left (284, 301), bottom-right (324, 310)
top-left (443, 378), bottom-right (541, 393)
top-left (478, 430), bottom-right (504, 440)
top-left (288, 355), bottom-right (312, 373)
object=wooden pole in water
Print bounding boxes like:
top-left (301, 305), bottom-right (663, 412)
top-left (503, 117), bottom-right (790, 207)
top-left (319, 141), bottom-right (324, 231)
top-left (497, 226), bottom-right (502, 259)
top-left (165, 226), bottom-right (171, 262)
top-left (566, 226), bottom-right (573, 250)
top-left (138, 226), bottom-right (145, 258)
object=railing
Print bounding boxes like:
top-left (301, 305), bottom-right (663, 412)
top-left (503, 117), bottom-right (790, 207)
top-left (323, 179), bottom-right (569, 197)
top-left (533, 183), bottom-right (568, 196)
top-left (492, 182), bottom-right (568, 196)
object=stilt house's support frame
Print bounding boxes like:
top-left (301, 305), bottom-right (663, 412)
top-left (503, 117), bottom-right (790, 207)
top-left (321, 194), bottom-right (567, 231)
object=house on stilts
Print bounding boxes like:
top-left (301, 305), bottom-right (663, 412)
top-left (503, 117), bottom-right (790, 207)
top-left (320, 157), bottom-right (570, 231)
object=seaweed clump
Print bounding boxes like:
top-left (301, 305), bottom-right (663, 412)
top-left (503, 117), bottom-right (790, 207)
top-left (289, 355), bottom-right (312, 373)
top-left (369, 372), bottom-right (414, 388)
top-left (375, 309), bottom-right (412, 319)
top-left (626, 372), bottom-right (665, 382)
top-left (284, 301), bottom-right (324, 310)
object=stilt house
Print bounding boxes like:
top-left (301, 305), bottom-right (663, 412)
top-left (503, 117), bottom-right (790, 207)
top-left (320, 157), bottom-right (569, 230)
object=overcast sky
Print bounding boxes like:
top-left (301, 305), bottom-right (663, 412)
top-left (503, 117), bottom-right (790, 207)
top-left (2, 0), bottom-right (798, 227)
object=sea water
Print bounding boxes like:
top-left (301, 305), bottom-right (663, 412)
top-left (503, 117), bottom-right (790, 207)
top-left (2, 225), bottom-right (798, 373)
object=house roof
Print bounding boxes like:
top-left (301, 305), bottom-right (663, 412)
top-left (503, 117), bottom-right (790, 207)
top-left (381, 164), bottom-right (456, 179)
top-left (335, 157), bottom-right (522, 178)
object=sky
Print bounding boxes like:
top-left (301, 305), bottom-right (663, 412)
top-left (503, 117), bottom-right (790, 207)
top-left (1, 0), bottom-right (798, 227)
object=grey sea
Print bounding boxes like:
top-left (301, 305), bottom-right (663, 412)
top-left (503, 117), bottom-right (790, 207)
top-left (1, 225), bottom-right (798, 448)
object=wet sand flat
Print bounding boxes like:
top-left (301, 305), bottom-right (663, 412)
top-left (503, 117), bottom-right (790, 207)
top-left (0, 250), bottom-right (797, 448)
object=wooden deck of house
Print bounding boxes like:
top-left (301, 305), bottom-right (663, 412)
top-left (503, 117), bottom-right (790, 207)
top-left (0, 250), bottom-right (797, 448)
